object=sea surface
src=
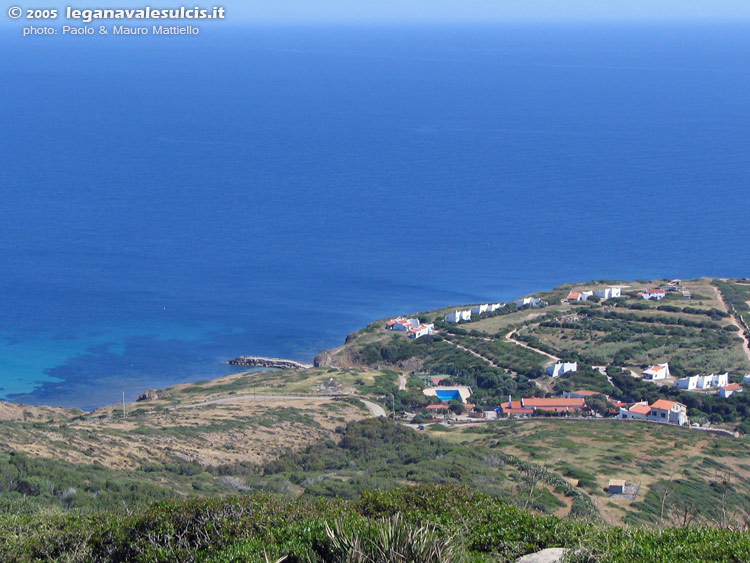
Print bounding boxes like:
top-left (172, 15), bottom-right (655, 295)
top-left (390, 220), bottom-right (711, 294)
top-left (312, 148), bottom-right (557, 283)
top-left (1, 23), bottom-right (750, 409)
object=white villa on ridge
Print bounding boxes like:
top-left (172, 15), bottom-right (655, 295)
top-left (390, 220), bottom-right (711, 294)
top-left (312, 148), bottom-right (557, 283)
top-left (620, 399), bottom-right (688, 426)
top-left (385, 317), bottom-right (420, 331)
top-left (643, 363), bottom-right (670, 380)
top-left (546, 362), bottom-right (578, 377)
top-left (596, 287), bottom-right (622, 300)
top-left (567, 291), bottom-right (593, 302)
top-left (445, 309), bottom-right (472, 323)
top-left (674, 373), bottom-right (729, 390)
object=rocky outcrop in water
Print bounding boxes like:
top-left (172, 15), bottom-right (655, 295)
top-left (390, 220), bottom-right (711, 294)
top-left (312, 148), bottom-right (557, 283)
top-left (227, 356), bottom-right (312, 370)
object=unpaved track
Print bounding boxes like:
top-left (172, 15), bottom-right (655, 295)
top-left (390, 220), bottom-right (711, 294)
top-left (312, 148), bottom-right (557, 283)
top-left (174, 393), bottom-right (388, 418)
top-left (443, 338), bottom-right (502, 368)
top-left (504, 330), bottom-right (560, 364)
top-left (712, 284), bottom-right (750, 363)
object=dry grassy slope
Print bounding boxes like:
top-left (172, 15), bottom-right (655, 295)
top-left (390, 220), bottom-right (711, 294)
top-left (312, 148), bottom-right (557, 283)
top-left (0, 369), bottom-right (377, 470)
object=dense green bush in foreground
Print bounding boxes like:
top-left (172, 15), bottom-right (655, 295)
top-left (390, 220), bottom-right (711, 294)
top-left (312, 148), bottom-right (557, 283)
top-left (0, 485), bottom-right (748, 562)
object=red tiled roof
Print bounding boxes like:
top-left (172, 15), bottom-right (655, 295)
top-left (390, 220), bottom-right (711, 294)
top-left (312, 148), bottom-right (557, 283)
top-left (628, 404), bottom-right (651, 415)
top-left (723, 383), bottom-right (742, 391)
top-left (522, 398), bottom-right (586, 408)
top-left (651, 399), bottom-right (683, 410)
top-left (568, 292), bottom-right (581, 299)
top-left (647, 289), bottom-right (666, 294)
top-left (426, 404), bottom-right (450, 410)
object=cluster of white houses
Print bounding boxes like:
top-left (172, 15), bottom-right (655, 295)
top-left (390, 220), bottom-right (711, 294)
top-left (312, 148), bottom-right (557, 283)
top-left (385, 317), bottom-right (435, 339)
top-left (675, 372), bottom-right (729, 390)
top-left (444, 303), bottom-right (505, 324)
top-left (641, 361), bottom-right (744, 398)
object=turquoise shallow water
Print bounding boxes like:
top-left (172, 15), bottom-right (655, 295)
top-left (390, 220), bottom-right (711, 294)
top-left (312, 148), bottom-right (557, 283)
top-left (1, 23), bottom-right (750, 409)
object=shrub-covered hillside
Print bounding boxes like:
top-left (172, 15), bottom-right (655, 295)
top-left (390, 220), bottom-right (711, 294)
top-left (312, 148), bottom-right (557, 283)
top-left (2, 484), bottom-right (749, 562)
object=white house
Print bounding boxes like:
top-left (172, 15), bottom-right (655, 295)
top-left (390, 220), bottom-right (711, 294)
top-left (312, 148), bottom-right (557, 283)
top-left (514, 297), bottom-right (546, 308)
top-left (444, 310), bottom-right (472, 323)
top-left (546, 362), bottom-right (578, 378)
top-left (471, 304), bottom-right (489, 315)
top-left (637, 289), bottom-right (666, 301)
top-left (386, 317), bottom-right (420, 331)
top-left (643, 363), bottom-right (670, 380)
top-left (596, 287), bottom-right (622, 300)
top-left (719, 383), bottom-right (743, 398)
top-left (743, 374), bottom-right (750, 385)
top-left (408, 324), bottom-right (434, 339)
top-left (567, 291), bottom-right (593, 302)
top-left (488, 303), bottom-right (504, 312)
top-left (648, 399), bottom-right (689, 425)
top-left (675, 375), bottom-right (699, 390)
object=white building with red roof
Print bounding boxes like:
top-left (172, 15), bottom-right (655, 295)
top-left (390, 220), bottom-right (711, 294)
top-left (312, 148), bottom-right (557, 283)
top-left (567, 290), bottom-right (593, 302)
top-left (385, 317), bottom-right (420, 331)
top-left (637, 289), bottom-right (666, 300)
top-left (620, 399), bottom-right (688, 425)
top-left (648, 399), bottom-right (688, 425)
top-left (619, 402), bottom-right (651, 420)
top-left (719, 383), bottom-right (743, 398)
top-left (408, 323), bottom-right (434, 339)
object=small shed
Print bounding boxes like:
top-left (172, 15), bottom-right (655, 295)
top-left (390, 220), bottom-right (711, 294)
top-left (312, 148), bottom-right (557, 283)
top-left (608, 479), bottom-right (626, 495)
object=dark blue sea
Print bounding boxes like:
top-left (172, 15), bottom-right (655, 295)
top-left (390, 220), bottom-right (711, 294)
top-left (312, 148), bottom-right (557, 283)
top-left (1, 23), bottom-right (750, 409)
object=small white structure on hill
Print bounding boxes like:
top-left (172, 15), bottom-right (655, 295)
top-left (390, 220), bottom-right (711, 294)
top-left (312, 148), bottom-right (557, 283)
top-left (471, 304), bottom-right (489, 315)
top-left (546, 362), bottom-right (578, 378)
top-left (743, 374), bottom-right (750, 385)
top-left (488, 302), bottom-right (504, 312)
top-left (514, 297), bottom-right (546, 308)
top-left (643, 363), bottom-right (670, 380)
top-left (445, 309), bottom-right (472, 323)
top-left (596, 287), bottom-right (622, 300)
